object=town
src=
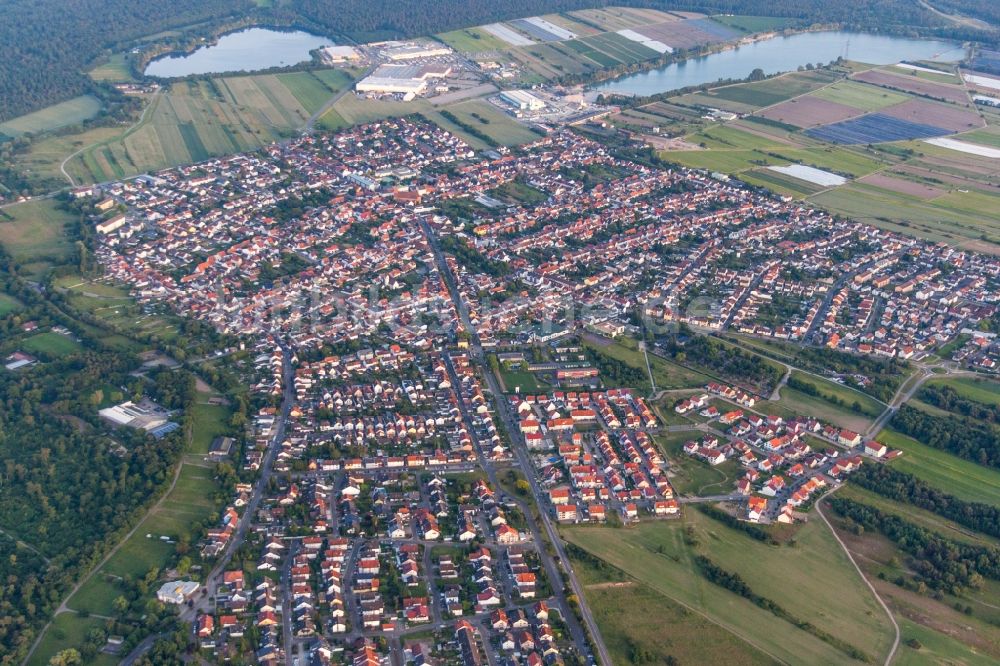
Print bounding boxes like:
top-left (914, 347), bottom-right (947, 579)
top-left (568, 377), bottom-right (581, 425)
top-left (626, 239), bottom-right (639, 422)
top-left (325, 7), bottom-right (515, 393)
top-left (66, 115), bottom-right (1000, 666)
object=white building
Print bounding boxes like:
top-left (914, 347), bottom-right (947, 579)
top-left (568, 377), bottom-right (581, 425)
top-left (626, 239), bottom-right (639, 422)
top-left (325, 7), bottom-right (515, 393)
top-left (384, 42), bottom-right (452, 61)
top-left (321, 45), bottom-right (361, 63)
top-left (156, 580), bottom-right (200, 605)
top-left (499, 90), bottom-right (545, 112)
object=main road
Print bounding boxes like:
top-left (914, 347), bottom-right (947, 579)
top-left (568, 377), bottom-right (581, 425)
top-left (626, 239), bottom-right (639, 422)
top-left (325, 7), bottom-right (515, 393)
top-left (420, 219), bottom-right (612, 666)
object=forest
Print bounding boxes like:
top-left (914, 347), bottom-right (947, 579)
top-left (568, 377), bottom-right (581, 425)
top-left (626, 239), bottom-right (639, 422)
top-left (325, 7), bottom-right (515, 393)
top-left (1, 0), bottom-right (998, 122)
top-left (849, 464), bottom-right (1000, 539)
top-left (830, 497), bottom-right (1000, 594)
top-left (891, 404), bottom-right (1000, 470)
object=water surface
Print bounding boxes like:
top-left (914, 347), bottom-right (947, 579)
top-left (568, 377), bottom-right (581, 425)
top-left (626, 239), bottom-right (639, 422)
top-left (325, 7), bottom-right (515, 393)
top-left (593, 32), bottom-right (963, 96)
top-left (145, 28), bottom-right (333, 78)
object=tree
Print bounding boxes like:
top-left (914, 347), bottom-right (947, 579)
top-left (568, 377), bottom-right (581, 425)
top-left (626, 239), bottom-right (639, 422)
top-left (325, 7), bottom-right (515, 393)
top-left (748, 67), bottom-right (766, 81)
top-left (112, 595), bottom-right (129, 615)
top-left (49, 649), bottom-right (82, 666)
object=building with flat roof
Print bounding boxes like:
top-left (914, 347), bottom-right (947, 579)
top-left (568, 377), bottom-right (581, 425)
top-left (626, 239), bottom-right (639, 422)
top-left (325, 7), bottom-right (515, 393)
top-left (499, 89), bottom-right (546, 112)
top-left (356, 63), bottom-right (453, 96)
top-left (384, 42), bottom-right (451, 61)
top-left (157, 580), bottom-right (200, 605)
top-left (321, 45), bottom-right (361, 63)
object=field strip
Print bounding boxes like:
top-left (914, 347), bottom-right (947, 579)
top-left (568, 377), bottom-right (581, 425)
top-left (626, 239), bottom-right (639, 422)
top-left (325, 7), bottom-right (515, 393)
top-left (816, 489), bottom-right (900, 666)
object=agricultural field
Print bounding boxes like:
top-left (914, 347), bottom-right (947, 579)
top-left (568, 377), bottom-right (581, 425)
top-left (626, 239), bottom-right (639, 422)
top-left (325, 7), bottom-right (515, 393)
top-left (805, 113), bottom-right (949, 144)
top-left (853, 69), bottom-right (970, 104)
top-left (435, 27), bottom-right (510, 52)
top-left (0, 198), bottom-right (76, 263)
top-left (564, 508), bottom-right (895, 665)
top-left (709, 15), bottom-right (798, 33)
top-left (923, 376), bottom-right (1000, 405)
top-left (808, 80), bottom-right (913, 111)
top-left (0, 95), bottom-right (102, 138)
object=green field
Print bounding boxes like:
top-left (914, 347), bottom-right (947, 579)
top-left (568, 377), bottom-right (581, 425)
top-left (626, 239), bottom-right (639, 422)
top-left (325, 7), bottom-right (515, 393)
top-left (688, 125), bottom-right (784, 150)
top-left (276, 69), bottom-right (354, 114)
top-left (0, 292), bottom-right (22, 316)
top-left (878, 428), bottom-right (1000, 506)
top-left (764, 146), bottom-right (888, 178)
top-left (656, 431), bottom-right (740, 496)
top-left (565, 509), bottom-right (894, 664)
top-left (0, 199), bottom-right (76, 263)
top-left (707, 69), bottom-right (841, 108)
top-left (435, 27), bottom-right (509, 52)
top-left (433, 99), bottom-right (542, 147)
top-left (585, 336), bottom-right (713, 391)
top-left (740, 168), bottom-right (824, 198)
top-left (0, 95), bottom-right (103, 138)
top-left (924, 376), bottom-right (1000, 406)
top-left (88, 54), bottom-right (134, 82)
top-left (21, 331), bottom-right (81, 357)
top-left (660, 148), bottom-right (785, 173)
top-left (27, 613), bottom-right (117, 666)
top-left (809, 80), bottom-right (912, 111)
top-left (894, 618), bottom-right (1000, 666)
top-left (572, 552), bottom-right (780, 665)
top-left (710, 15), bottom-right (798, 33)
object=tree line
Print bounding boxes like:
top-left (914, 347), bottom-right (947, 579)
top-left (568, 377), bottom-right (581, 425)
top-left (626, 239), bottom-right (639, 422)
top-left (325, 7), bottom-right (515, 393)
top-left (918, 383), bottom-right (1000, 425)
top-left (829, 497), bottom-right (1000, 594)
top-left (891, 404), bottom-right (1000, 470)
top-left (848, 464), bottom-right (1000, 540)
top-left (659, 326), bottom-right (783, 394)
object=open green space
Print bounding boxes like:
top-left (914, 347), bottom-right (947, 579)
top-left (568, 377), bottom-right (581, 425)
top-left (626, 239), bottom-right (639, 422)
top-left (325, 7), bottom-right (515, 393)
top-left (564, 507), bottom-right (894, 665)
top-left (924, 376), bottom-right (1000, 406)
top-left (277, 69), bottom-right (353, 114)
top-left (21, 331), bottom-right (82, 357)
top-left (656, 431), bottom-right (740, 496)
top-left (0, 292), bottom-right (23, 316)
top-left (0, 199), bottom-right (76, 263)
top-left (572, 551), bottom-right (780, 666)
top-left (0, 95), bottom-right (103, 138)
top-left (87, 54), bottom-right (134, 82)
top-left (763, 146), bottom-right (888, 178)
top-left (878, 428), bottom-right (1000, 506)
top-left (837, 484), bottom-right (1000, 548)
top-left (586, 336), bottom-right (713, 391)
top-left (894, 618), bottom-right (1000, 666)
top-left (27, 613), bottom-right (116, 666)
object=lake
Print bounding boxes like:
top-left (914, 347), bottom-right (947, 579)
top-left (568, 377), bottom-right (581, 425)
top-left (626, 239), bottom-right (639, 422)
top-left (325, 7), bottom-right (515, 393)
top-left (592, 31), bottom-right (963, 97)
top-left (144, 28), bottom-right (333, 78)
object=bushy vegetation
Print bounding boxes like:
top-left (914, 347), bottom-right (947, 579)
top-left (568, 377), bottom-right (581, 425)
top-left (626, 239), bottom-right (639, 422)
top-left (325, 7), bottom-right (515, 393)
top-left (696, 504), bottom-right (778, 545)
top-left (918, 384), bottom-right (1000, 425)
top-left (659, 327), bottom-right (783, 394)
top-left (849, 464), bottom-right (1000, 539)
top-left (891, 404), bottom-right (1000, 470)
top-left (829, 497), bottom-right (1000, 594)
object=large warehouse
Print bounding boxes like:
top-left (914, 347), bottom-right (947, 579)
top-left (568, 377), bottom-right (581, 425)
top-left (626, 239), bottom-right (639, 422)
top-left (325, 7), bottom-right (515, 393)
top-left (356, 63), bottom-right (453, 95)
top-left (499, 89), bottom-right (546, 112)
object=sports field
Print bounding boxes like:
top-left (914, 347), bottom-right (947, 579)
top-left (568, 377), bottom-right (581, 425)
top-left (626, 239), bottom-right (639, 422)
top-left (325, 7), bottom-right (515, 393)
top-left (0, 95), bottom-right (102, 137)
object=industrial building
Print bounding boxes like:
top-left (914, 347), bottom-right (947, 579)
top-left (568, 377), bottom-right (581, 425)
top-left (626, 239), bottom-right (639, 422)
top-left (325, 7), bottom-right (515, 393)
top-left (499, 89), bottom-right (546, 112)
top-left (320, 45), bottom-right (361, 63)
top-left (383, 42), bottom-right (452, 61)
top-left (356, 63), bottom-right (453, 96)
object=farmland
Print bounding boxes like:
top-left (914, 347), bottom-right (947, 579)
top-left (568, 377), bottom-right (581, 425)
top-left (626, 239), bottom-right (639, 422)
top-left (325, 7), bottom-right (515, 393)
top-left (0, 95), bottom-right (102, 138)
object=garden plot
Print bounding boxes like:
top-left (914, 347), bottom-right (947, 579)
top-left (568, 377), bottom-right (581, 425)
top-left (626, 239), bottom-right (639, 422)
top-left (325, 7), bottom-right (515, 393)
top-left (923, 136), bottom-right (1000, 158)
top-left (767, 164), bottom-right (847, 187)
top-left (517, 17), bottom-right (577, 41)
top-left (635, 20), bottom-right (723, 50)
top-left (857, 173), bottom-right (944, 199)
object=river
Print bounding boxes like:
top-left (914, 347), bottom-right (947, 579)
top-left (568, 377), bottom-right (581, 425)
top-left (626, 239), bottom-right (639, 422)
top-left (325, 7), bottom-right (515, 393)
top-left (144, 28), bottom-right (333, 78)
top-left (592, 31), bottom-right (963, 97)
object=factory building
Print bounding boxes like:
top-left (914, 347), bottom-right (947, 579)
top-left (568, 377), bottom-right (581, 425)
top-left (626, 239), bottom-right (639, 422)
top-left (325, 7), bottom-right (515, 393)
top-left (384, 42), bottom-right (452, 61)
top-left (356, 63), bottom-right (453, 96)
top-left (499, 89), bottom-right (546, 112)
